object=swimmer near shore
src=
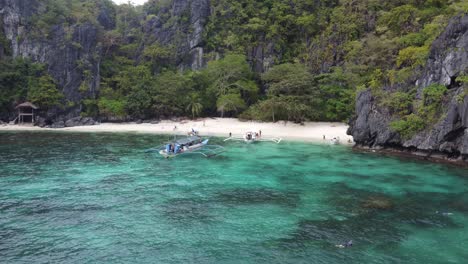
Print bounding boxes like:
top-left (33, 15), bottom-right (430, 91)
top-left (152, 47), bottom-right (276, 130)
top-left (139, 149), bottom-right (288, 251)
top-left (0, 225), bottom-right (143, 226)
top-left (335, 240), bottom-right (353, 248)
top-left (436, 211), bottom-right (453, 216)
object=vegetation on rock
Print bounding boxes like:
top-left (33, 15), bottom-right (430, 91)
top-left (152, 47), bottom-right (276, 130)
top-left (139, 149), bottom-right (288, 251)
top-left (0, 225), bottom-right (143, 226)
top-left (0, 0), bottom-right (467, 124)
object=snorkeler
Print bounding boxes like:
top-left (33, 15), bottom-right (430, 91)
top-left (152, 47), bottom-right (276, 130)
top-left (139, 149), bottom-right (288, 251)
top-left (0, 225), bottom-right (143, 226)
top-left (336, 240), bottom-right (353, 248)
top-left (436, 211), bottom-right (453, 216)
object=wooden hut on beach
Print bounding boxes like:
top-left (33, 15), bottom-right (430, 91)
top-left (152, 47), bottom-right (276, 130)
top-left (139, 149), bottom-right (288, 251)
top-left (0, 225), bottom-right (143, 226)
top-left (15, 102), bottom-right (39, 124)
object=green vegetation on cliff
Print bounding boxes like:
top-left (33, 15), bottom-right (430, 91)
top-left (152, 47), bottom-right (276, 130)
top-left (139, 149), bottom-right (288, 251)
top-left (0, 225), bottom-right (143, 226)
top-left (0, 59), bottom-right (65, 114)
top-left (0, 0), bottom-right (467, 122)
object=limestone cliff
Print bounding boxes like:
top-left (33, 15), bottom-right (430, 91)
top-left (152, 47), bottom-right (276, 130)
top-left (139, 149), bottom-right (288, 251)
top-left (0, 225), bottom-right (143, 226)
top-left (348, 15), bottom-right (468, 163)
top-left (142, 0), bottom-right (210, 70)
top-left (0, 0), bottom-right (211, 118)
top-left (0, 0), bottom-right (114, 118)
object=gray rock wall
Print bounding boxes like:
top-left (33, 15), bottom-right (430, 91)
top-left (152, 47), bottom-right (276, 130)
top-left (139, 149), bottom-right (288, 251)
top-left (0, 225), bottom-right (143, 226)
top-left (143, 0), bottom-right (210, 70)
top-left (348, 15), bottom-right (468, 162)
top-left (0, 0), bottom-right (110, 118)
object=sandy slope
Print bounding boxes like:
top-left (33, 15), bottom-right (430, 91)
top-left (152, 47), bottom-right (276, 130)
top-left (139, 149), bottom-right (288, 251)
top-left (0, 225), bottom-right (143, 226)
top-left (0, 118), bottom-right (353, 144)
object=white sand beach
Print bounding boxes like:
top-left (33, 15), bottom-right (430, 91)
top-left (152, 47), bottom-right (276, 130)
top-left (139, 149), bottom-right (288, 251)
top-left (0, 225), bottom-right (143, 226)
top-left (0, 118), bottom-right (353, 144)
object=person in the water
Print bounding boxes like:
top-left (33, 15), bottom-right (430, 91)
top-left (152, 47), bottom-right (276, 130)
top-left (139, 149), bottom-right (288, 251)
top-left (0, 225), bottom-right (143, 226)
top-left (336, 240), bottom-right (353, 248)
top-left (436, 211), bottom-right (453, 216)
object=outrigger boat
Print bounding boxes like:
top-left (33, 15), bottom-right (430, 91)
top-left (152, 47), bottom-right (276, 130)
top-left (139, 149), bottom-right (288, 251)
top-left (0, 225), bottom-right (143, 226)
top-left (224, 131), bottom-right (282, 144)
top-left (146, 135), bottom-right (225, 158)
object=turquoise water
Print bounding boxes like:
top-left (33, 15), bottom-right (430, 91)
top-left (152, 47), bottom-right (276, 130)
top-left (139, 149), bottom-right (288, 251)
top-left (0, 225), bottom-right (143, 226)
top-left (0, 132), bottom-right (467, 264)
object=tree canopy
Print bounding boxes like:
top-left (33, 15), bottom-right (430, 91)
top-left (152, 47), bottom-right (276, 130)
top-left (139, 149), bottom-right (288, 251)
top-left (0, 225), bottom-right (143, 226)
top-left (1, 0), bottom-right (466, 123)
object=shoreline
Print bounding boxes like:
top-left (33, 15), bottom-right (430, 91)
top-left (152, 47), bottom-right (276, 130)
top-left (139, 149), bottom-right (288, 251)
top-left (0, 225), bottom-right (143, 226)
top-left (0, 118), bottom-right (354, 145)
top-left (353, 145), bottom-right (468, 168)
top-left (3, 119), bottom-right (467, 166)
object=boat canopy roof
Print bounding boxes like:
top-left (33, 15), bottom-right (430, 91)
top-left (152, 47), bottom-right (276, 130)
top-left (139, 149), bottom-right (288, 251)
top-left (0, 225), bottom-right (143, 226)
top-left (174, 136), bottom-right (201, 145)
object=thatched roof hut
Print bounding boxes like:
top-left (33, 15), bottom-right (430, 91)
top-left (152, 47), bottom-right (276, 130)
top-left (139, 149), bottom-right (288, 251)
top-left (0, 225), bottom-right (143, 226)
top-left (15, 102), bottom-right (39, 110)
top-left (15, 102), bottom-right (39, 124)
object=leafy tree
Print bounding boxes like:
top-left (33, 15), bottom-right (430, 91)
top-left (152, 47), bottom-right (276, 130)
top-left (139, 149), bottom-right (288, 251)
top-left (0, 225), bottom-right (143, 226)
top-left (202, 54), bottom-right (258, 116)
top-left (259, 63), bottom-right (322, 122)
top-left (143, 43), bottom-right (174, 73)
top-left (0, 59), bottom-right (44, 116)
top-left (396, 46), bottom-right (429, 68)
top-left (27, 75), bottom-right (64, 110)
top-left (98, 97), bottom-right (126, 119)
top-left (260, 98), bottom-right (283, 122)
top-left (423, 83), bottom-right (447, 106)
top-left (382, 91), bottom-right (414, 116)
top-left (378, 5), bottom-right (420, 35)
top-left (390, 113), bottom-right (426, 139)
top-left (126, 87), bottom-right (154, 119)
top-left (81, 99), bottom-right (99, 117)
top-left (216, 93), bottom-right (246, 117)
top-left (204, 54), bottom-right (258, 96)
top-left (262, 63), bottom-right (316, 96)
top-left (315, 69), bottom-right (355, 121)
top-left (152, 70), bottom-right (194, 117)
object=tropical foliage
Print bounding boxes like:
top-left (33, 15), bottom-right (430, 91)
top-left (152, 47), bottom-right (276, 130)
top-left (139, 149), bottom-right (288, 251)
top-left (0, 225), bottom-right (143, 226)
top-left (1, 0), bottom-right (466, 123)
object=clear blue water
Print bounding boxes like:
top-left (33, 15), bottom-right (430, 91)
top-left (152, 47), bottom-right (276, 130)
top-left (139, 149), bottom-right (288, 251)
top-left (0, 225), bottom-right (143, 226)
top-left (0, 132), bottom-right (467, 264)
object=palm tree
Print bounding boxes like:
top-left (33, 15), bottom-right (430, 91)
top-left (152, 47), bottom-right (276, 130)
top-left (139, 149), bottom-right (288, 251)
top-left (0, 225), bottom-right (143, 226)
top-left (186, 93), bottom-right (203, 119)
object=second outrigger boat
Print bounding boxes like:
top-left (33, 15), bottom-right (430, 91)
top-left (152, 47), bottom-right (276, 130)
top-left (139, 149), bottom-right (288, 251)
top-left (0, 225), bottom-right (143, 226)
top-left (224, 131), bottom-right (282, 144)
top-left (146, 135), bottom-right (225, 158)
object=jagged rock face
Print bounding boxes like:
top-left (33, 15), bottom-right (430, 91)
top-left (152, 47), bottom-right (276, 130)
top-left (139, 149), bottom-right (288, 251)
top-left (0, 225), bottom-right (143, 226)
top-left (1, 0), bottom-right (210, 114)
top-left (348, 15), bottom-right (468, 162)
top-left (0, 0), bottom-right (39, 56)
top-left (347, 90), bottom-right (401, 147)
top-left (143, 0), bottom-right (210, 70)
top-left (418, 16), bottom-right (468, 89)
top-left (64, 116), bottom-right (97, 127)
top-left (249, 42), bottom-right (277, 74)
top-left (0, 0), bottom-right (112, 117)
top-left (48, 23), bottom-right (102, 109)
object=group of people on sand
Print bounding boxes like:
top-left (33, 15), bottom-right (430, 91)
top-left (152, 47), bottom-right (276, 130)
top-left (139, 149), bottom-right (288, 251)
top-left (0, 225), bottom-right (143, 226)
top-left (228, 130), bottom-right (262, 138)
top-left (323, 134), bottom-right (353, 144)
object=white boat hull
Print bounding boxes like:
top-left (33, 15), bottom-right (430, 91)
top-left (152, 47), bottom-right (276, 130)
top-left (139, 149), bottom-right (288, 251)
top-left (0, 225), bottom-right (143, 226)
top-left (157, 138), bottom-right (223, 158)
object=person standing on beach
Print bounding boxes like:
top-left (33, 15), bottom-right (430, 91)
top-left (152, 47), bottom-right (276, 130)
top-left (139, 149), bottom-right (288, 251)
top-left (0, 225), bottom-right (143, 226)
top-left (259, 130), bottom-right (262, 137)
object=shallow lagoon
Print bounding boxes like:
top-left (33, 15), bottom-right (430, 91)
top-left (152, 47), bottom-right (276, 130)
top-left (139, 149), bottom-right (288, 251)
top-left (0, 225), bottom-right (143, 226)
top-left (0, 132), bottom-right (467, 263)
